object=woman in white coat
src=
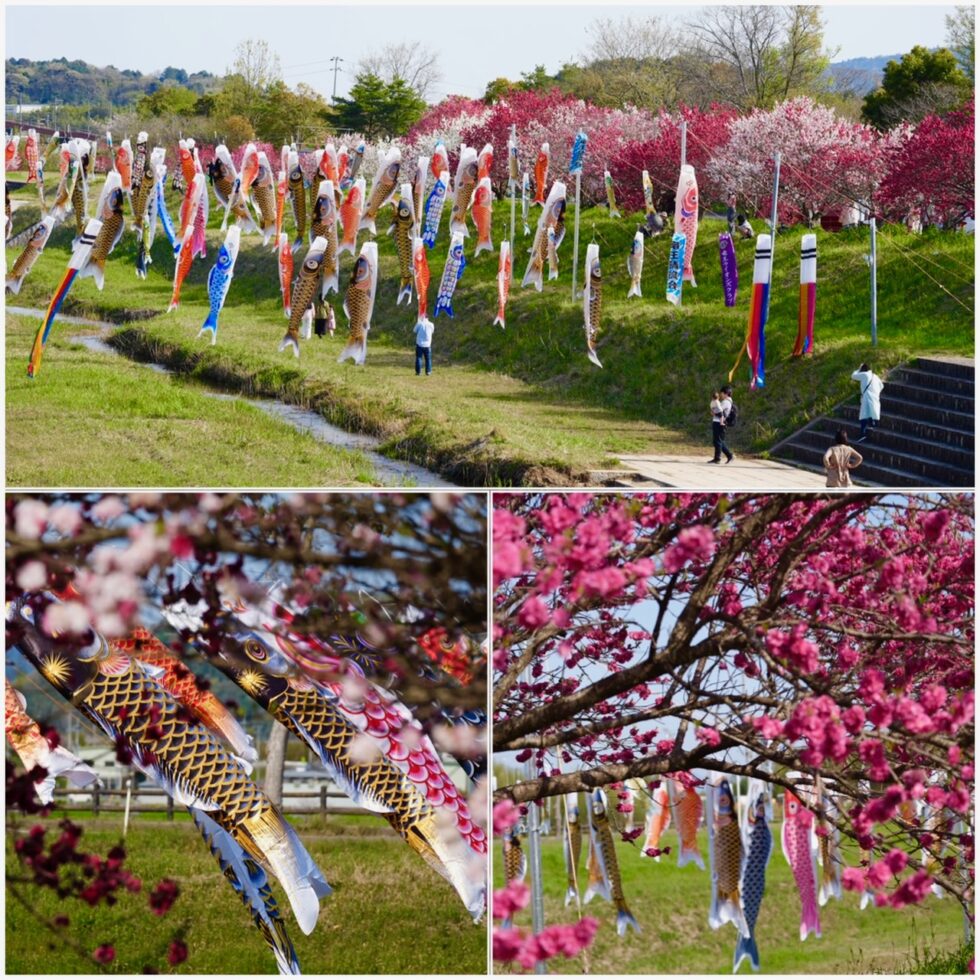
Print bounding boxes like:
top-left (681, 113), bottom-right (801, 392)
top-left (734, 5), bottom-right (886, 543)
top-left (851, 362), bottom-right (884, 441)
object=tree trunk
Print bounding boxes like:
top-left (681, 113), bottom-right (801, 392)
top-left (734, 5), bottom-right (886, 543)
top-left (264, 720), bottom-right (288, 807)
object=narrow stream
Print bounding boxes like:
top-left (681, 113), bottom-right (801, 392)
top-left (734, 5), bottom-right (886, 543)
top-left (8, 306), bottom-right (456, 488)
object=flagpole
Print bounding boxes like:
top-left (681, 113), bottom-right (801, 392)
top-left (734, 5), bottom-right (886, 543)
top-left (763, 151), bottom-right (781, 326)
top-left (508, 124), bottom-right (517, 256)
top-left (571, 171), bottom-right (581, 302)
top-left (569, 130), bottom-right (587, 302)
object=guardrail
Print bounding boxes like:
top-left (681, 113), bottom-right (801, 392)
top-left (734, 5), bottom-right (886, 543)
top-left (21, 783), bottom-right (370, 819)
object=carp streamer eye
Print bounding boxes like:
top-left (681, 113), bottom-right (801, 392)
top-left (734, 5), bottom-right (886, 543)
top-left (244, 638), bottom-right (269, 662)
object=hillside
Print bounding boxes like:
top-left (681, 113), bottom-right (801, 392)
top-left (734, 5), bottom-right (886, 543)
top-left (5, 57), bottom-right (218, 107)
top-left (5, 179), bottom-right (974, 486)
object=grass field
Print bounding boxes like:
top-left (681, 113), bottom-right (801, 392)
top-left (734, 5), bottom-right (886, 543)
top-left (6, 811), bottom-right (486, 974)
top-left (493, 831), bottom-right (968, 975)
top-left (5, 312), bottom-right (382, 487)
top-left (5, 176), bottom-right (974, 486)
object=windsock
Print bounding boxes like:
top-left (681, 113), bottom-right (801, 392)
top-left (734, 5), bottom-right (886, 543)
top-left (793, 234), bottom-right (817, 356)
top-left (719, 232), bottom-right (738, 307)
top-left (666, 232), bottom-right (687, 307)
top-left (27, 218), bottom-right (102, 378)
top-left (674, 165), bottom-right (698, 286)
top-left (338, 241), bottom-right (378, 365)
top-left (569, 130), bottom-right (587, 176)
top-left (583, 243), bottom-right (602, 368)
top-left (507, 135), bottom-right (519, 186)
top-left (604, 171), bottom-right (620, 218)
top-left (533, 143), bottom-right (550, 205)
top-left (626, 231), bottom-right (643, 299)
top-left (493, 241), bottom-right (511, 329)
top-left (729, 234), bottom-right (772, 389)
top-left (642, 170), bottom-right (655, 214)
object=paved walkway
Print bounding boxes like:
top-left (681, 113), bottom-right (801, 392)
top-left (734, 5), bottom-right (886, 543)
top-left (594, 453), bottom-right (830, 489)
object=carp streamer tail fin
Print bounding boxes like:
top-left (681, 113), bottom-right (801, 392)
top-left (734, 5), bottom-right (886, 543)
top-left (28, 267), bottom-right (77, 378)
top-left (192, 810), bottom-right (301, 976)
top-left (733, 931), bottom-right (760, 973)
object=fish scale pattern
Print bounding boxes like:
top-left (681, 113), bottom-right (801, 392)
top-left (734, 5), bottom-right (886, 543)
top-left (339, 682), bottom-right (486, 852)
top-left (83, 661), bottom-right (266, 824)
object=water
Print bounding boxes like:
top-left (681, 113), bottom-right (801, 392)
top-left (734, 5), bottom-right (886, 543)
top-left (8, 306), bottom-right (456, 488)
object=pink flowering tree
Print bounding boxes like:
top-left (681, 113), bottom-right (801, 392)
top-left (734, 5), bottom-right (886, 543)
top-left (407, 88), bottom-right (660, 202)
top-left (493, 492), bottom-right (974, 933)
top-left (879, 98), bottom-right (975, 227)
top-left (706, 97), bottom-right (907, 225)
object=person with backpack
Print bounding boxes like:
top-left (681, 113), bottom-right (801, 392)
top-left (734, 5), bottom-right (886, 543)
top-left (709, 384), bottom-right (735, 464)
top-left (851, 363), bottom-right (884, 441)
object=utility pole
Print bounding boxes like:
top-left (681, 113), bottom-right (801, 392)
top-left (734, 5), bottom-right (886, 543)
top-left (329, 56), bottom-right (344, 103)
top-left (869, 216), bottom-right (878, 347)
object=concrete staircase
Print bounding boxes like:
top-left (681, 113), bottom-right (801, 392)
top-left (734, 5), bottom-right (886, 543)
top-left (772, 357), bottom-right (974, 487)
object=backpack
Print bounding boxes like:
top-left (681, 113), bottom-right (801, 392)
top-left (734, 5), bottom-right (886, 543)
top-left (726, 401), bottom-right (738, 428)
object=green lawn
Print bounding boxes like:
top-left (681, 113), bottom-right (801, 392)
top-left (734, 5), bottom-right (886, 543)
top-left (6, 812), bottom-right (485, 974)
top-left (4, 311), bottom-right (382, 487)
top-left (6, 178), bottom-right (973, 486)
top-left (494, 831), bottom-right (968, 975)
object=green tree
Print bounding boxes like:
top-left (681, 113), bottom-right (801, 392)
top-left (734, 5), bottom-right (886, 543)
top-left (136, 85), bottom-right (199, 118)
top-left (945, 5), bottom-right (975, 82)
top-left (332, 72), bottom-right (426, 138)
top-left (483, 77), bottom-right (518, 104)
top-left (862, 45), bottom-right (971, 128)
top-left (518, 64), bottom-right (556, 92)
top-left (252, 81), bottom-right (334, 145)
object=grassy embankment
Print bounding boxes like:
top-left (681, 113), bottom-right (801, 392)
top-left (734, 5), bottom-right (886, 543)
top-left (493, 830), bottom-right (968, 975)
top-left (6, 813), bottom-right (485, 974)
top-left (6, 174), bottom-right (974, 486)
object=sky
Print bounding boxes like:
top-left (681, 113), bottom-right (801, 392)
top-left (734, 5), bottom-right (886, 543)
top-left (5, 2), bottom-right (960, 102)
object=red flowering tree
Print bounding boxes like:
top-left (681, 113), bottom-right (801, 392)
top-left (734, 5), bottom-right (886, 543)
top-left (608, 104), bottom-right (739, 213)
top-left (493, 492), bottom-right (974, 944)
top-left (879, 98), bottom-right (975, 227)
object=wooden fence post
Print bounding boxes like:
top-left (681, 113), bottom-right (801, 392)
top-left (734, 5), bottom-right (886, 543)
top-left (166, 793), bottom-right (174, 821)
top-left (93, 785), bottom-right (100, 817)
top-left (320, 785), bottom-right (327, 816)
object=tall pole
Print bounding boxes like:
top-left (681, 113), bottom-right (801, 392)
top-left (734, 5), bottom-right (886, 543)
top-left (571, 171), bottom-right (582, 302)
top-left (763, 151), bottom-right (781, 325)
top-left (680, 119), bottom-right (687, 168)
top-left (509, 124), bottom-right (517, 255)
top-left (526, 776), bottom-right (546, 975)
top-left (869, 216), bottom-right (878, 347)
top-left (329, 56), bottom-right (344, 103)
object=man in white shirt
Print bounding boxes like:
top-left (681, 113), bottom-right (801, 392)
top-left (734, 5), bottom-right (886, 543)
top-left (709, 384), bottom-right (734, 464)
top-left (414, 317), bottom-right (434, 376)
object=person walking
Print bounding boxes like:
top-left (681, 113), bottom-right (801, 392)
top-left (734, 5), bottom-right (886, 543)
top-left (823, 429), bottom-right (863, 487)
top-left (851, 362), bottom-right (884, 441)
top-left (414, 316), bottom-right (434, 376)
top-left (726, 192), bottom-right (737, 236)
top-left (708, 384), bottom-right (734, 464)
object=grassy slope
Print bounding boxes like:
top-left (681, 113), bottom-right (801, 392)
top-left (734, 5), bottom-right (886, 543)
top-left (6, 179), bottom-right (974, 485)
top-left (6, 815), bottom-right (485, 975)
top-left (494, 831), bottom-right (966, 975)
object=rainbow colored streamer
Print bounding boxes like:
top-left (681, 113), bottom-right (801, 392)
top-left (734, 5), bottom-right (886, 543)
top-left (746, 235), bottom-right (772, 388)
top-left (27, 216), bottom-right (102, 377)
top-left (793, 234), bottom-right (817, 356)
